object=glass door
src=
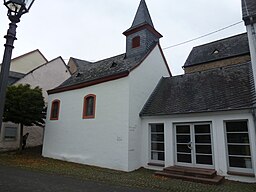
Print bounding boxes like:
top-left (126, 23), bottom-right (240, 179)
top-left (175, 123), bottom-right (213, 168)
top-left (175, 124), bottom-right (192, 165)
top-left (194, 124), bottom-right (213, 166)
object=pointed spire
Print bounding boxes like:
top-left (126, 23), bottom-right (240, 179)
top-left (131, 0), bottom-right (154, 28)
top-left (123, 0), bottom-right (162, 58)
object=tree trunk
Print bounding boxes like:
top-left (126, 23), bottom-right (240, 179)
top-left (19, 123), bottom-right (23, 152)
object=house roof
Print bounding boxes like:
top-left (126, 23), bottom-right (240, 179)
top-left (70, 58), bottom-right (92, 73)
top-left (48, 42), bottom-right (168, 94)
top-left (12, 49), bottom-right (48, 63)
top-left (140, 62), bottom-right (256, 116)
top-left (242, 0), bottom-right (256, 24)
top-left (8, 71), bottom-right (25, 85)
top-left (24, 56), bottom-right (71, 76)
top-left (183, 33), bottom-right (250, 68)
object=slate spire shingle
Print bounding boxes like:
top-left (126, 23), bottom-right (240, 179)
top-left (123, 0), bottom-right (162, 58)
top-left (131, 0), bottom-right (154, 28)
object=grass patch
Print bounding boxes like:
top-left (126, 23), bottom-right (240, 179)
top-left (0, 146), bottom-right (256, 192)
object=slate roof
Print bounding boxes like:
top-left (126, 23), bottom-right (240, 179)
top-left (141, 62), bottom-right (256, 116)
top-left (8, 71), bottom-right (25, 85)
top-left (242, 0), bottom-right (256, 23)
top-left (56, 42), bottom-right (158, 90)
top-left (131, 0), bottom-right (154, 28)
top-left (183, 33), bottom-right (250, 67)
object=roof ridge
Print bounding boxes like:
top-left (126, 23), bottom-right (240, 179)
top-left (71, 57), bottom-right (92, 63)
top-left (193, 32), bottom-right (247, 49)
top-left (72, 53), bottom-right (125, 65)
top-left (93, 53), bottom-right (125, 64)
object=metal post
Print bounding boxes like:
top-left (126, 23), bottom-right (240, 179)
top-left (0, 21), bottom-right (18, 132)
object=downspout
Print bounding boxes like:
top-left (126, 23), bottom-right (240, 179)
top-left (252, 107), bottom-right (256, 129)
top-left (250, 17), bottom-right (256, 51)
top-left (243, 0), bottom-right (256, 48)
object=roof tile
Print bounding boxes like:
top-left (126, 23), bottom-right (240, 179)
top-left (184, 33), bottom-right (249, 67)
top-left (141, 62), bottom-right (256, 116)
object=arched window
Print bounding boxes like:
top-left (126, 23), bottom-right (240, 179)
top-left (83, 94), bottom-right (96, 119)
top-left (50, 99), bottom-right (60, 120)
top-left (132, 36), bottom-right (140, 48)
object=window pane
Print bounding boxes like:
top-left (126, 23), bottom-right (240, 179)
top-left (229, 157), bottom-right (252, 168)
top-left (194, 124), bottom-right (210, 134)
top-left (227, 133), bottom-right (249, 143)
top-left (52, 102), bottom-right (59, 118)
top-left (176, 125), bottom-right (190, 134)
top-left (177, 144), bottom-right (191, 153)
top-left (5, 127), bottom-right (17, 139)
top-left (52, 102), bottom-right (58, 118)
top-left (151, 152), bottom-right (165, 161)
top-left (226, 121), bottom-right (248, 132)
top-left (196, 145), bottom-right (212, 154)
top-left (151, 143), bottom-right (164, 151)
top-left (228, 145), bottom-right (251, 156)
top-left (196, 155), bottom-right (213, 165)
top-left (85, 96), bottom-right (94, 116)
top-left (176, 135), bottom-right (190, 143)
top-left (195, 135), bottom-right (211, 143)
top-left (151, 134), bottom-right (164, 142)
top-left (177, 154), bottom-right (191, 163)
top-left (151, 124), bottom-right (164, 132)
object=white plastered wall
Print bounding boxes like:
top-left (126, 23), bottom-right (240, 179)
top-left (0, 123), bottom-right (43, 151)
top-left (15, 57), bottom-right (71, 103)
top-left (0, 50), bottom-right (47, 74)
top-left (141, 110), bottom-right (256, 183)
top-left (128, 45), bottom-right (170, 171)
top-left (43, 77), bottom-right (130, 171)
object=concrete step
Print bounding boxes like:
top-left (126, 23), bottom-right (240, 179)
top-left (155, 171), bottom-right (224, 185)
top-left (164, 166), bottom-right (217, 178)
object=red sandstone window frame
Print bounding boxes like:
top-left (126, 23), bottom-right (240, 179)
top-left (83, 94), bottom-right (96, 119)
top-left (132, 36), bottom-right (140, 48)
top-left (50, 99), bottom-right (60, 120)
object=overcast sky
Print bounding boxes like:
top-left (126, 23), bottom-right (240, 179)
top-left (0, 0), bottom-right (246, 75)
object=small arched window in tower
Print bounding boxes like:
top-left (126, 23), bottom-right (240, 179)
top-left (132, 36), bottom-right (140, 48)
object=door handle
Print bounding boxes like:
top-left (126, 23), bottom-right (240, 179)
top-left (187, 142), bottom-right (192, 150)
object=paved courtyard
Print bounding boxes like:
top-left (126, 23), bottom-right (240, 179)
top-left (0, 165), bottom-right (153, 192)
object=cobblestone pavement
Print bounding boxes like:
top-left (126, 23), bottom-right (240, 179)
top-left (0, 165), bottom-right (153, 192)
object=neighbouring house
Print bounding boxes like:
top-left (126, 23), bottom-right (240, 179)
top-left (0, 52), bottom-right (71, 151)
top-left (183, 33), bottom-right (251, 74)
top-left (0, 49), bottom-right (48, 74)
top-left (43, 0), bottom-right (256, 184)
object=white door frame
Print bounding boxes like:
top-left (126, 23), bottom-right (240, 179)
top-left (174, 122), bottom-right (214, 169)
